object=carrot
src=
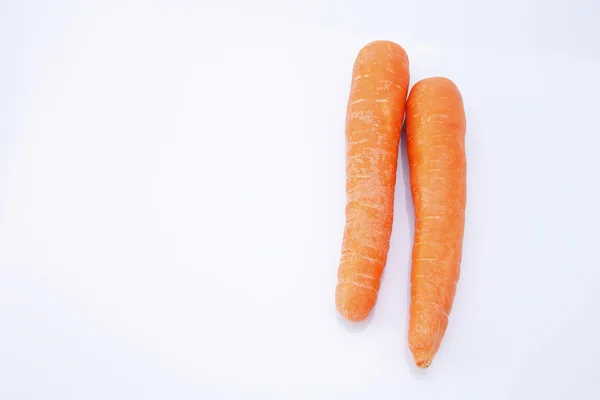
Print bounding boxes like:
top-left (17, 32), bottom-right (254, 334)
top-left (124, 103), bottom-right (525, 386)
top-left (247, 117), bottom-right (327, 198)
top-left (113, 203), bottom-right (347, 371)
top-left (335, 41), bottom-right (410, 322)
top-left (405, 77), bottom-right (466, 368)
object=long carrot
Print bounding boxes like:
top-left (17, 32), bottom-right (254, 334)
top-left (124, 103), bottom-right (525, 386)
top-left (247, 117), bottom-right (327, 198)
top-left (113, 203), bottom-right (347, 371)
top-left (405, 77), bottom-right (466, 368)
top-left (336, 41), bottom-right (410, 322)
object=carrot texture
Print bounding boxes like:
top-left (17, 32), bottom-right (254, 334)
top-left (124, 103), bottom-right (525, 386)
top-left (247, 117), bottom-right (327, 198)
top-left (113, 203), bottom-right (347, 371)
top-left (405, 77), bottom-right (466, 368)
top-left (335, 41), bottom-right (410, 322)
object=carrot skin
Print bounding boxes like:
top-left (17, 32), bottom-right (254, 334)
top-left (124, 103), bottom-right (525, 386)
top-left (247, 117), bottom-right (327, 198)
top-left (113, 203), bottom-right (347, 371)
top-left (405, 77), bottom-right (466, 367)
top-left (335, 41), bottom-right (410, 322)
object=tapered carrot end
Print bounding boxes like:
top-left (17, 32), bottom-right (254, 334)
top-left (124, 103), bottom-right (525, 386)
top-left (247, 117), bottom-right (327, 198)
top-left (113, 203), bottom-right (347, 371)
top-left (335, 283), bottom-right (377, 322)
top-left (410, 347), bottom-right (434, 369)
top-left (409, 319), bottom-right (443, 369)
top-left (409, 337), bottom-right (439, 369)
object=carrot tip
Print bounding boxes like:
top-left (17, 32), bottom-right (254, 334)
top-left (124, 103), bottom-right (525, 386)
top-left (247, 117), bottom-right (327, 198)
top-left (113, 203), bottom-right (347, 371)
top-left (416, 359), bottom-right (432, 369)
top-left (337, 308), bottom-right (369, 323)
top-left (335, 283), bottom-right (376, 322)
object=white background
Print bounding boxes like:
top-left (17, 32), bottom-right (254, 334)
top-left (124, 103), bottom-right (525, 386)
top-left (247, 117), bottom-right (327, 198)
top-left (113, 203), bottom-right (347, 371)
top-left (2, 1), bottom-right (600, 399)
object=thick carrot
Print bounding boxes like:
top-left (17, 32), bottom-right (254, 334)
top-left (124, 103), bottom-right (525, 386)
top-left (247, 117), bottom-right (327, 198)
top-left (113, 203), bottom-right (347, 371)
top-left (336, 41), bottom-right (410, 322)
top-left (405, 77), bottom-right (466, 368)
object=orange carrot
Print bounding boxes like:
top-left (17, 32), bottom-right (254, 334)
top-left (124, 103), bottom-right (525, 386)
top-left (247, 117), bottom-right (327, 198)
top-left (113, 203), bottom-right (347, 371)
top-left (405, 77), bottom-right (466, 368)
top-left (336, 41), bottom-right (410, 322)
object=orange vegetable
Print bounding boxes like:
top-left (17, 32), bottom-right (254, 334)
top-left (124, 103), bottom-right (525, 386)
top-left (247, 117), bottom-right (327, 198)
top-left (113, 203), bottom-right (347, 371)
top-left (405, 77), bottom-right (466, 368)
top-left (336, 41), bottom-right (410, 322)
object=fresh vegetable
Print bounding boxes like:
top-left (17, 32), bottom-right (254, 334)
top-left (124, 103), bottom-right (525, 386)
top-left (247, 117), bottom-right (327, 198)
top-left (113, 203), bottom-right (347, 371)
top-left (336, 40), bottom-right (410, 322)
top-left (405, 77), bottom-right (466, 368)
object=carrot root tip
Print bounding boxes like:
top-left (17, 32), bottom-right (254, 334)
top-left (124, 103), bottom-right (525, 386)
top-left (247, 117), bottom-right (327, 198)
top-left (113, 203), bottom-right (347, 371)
top-left (335, 283), bottom-right (377, 322)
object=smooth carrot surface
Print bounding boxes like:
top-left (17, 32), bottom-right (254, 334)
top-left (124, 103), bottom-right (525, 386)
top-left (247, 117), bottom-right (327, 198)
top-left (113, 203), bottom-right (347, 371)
top-left (405, 77), bottom-right (466, 367)
top-left (336, 41), bottom-right (410, 322)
